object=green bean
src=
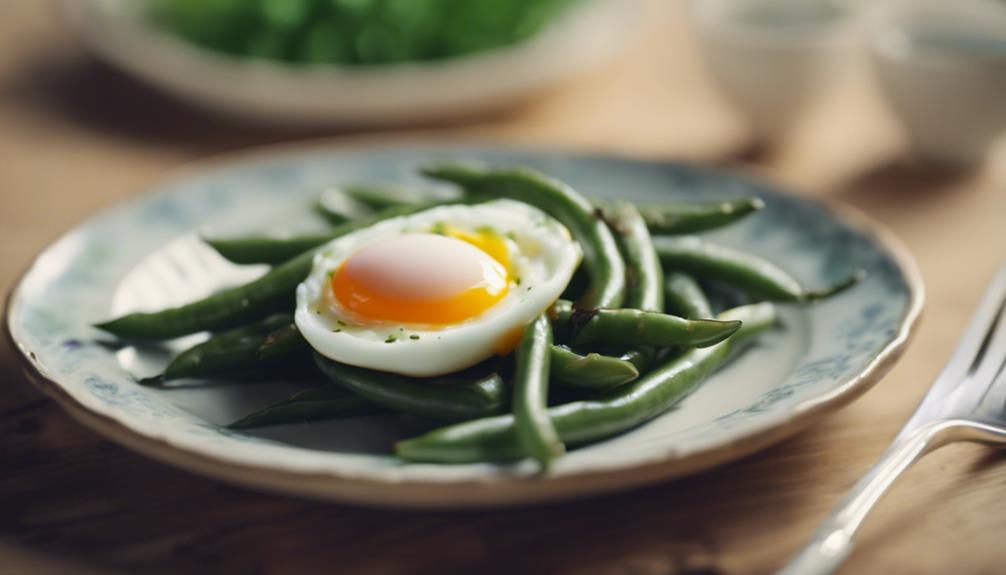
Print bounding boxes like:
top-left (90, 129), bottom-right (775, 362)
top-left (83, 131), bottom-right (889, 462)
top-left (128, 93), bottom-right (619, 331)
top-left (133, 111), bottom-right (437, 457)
top-left (257, 322), bottom-right (309, 360)
top-left (583, 348), bottom-right (653, 375)
top-left (138, 314), bottom-right (297, 385)
top-left (166, 313), bottom-right (300, 383)
top-left (313, 353), bottom-right (507, 420)
top-left (340, 183), bottom-right (458, 210)
top-left (203, 232), bottom-right (334, 266)
top-left (228, 385), bottom-right (380, 429)
top-left (641, 197), bottom-right (764, 234)
top-left (549, 300), bottom-right (741, 348)
top-left (205, 201), bottom-right (447, 266)
top-left (513, 315), bottom-right (563, 468)
top-left (314, 187), bottom-right (372, 225)
top-left (422, 163), bottom-right (626, 308)
top-left (96, 251), bottom-right (313, 341)
top-left (603, 200), bottom-right (664, 374)
top-left (664, 271), bottom-right (713, 319)
top-left (653, 236), bottom-right (863, 302)
top-left (549, 345), bottom-right (639, 391)
top-left (396, 303), bottom-right (777, 463)
top-left (602, 200), bottom-right (664, 312)
top-left (313, 205), bottom-right (350, 226)
top-left (258, 322), bottom-right (641, 395)
top-left (616, 348), bottom-right (650, 372)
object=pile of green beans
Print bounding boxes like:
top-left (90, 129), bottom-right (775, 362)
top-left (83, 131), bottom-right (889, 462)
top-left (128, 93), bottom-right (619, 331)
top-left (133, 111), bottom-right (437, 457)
top-left (397, 303), bottom-right (777, 463)
top-left (97, 162), bottom-right (862, 469)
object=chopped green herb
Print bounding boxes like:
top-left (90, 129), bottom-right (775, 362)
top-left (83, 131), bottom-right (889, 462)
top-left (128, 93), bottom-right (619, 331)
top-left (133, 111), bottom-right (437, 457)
top-left (385, 335), bottom-right (397, 343)
top-left (409, 335), bottom-right (420, 340)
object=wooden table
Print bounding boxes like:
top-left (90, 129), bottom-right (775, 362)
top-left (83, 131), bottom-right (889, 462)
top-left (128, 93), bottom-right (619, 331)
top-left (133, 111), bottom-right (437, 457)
top-left (3, 3), bottom-right (1005, 574)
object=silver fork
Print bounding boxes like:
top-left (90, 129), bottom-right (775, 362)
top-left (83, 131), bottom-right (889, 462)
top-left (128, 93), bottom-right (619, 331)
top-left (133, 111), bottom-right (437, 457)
top-left (779, 264), bottom-right (1006, 575)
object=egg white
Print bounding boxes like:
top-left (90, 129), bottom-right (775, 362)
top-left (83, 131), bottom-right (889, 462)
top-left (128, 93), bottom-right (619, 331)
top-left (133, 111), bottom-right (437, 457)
top-left (295, 200), bottom-right (582, 377)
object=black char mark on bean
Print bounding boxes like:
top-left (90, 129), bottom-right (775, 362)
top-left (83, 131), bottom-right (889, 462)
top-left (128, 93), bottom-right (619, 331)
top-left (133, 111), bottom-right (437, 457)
top-left (567, 307), bottom-right (600, 342)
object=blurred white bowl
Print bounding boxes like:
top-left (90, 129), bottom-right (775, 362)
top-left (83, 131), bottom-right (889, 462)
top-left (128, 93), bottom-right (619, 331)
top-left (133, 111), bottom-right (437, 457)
top-left (59, 0), bottom-right (640, 126)
top-left (866, 0), bottom-right (1006, 165)
top-left (689, 0), bottom-right (859, 142)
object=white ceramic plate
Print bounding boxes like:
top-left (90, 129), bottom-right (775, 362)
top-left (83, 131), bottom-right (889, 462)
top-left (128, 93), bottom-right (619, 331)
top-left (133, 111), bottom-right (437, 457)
top-left (58, 0), bottom-right (640, 126)
top-left (6, 144), bottom-right (922, 507)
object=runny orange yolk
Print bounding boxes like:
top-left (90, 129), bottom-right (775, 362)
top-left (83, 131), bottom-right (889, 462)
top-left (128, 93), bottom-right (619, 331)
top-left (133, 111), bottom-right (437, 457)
top-left (330, 230), bottom-right (512, 326)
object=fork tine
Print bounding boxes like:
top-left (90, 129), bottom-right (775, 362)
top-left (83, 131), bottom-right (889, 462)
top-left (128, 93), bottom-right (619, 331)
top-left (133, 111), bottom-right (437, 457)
top-left (979, 363), bottom-right (1006, 417)
top-left (971, 294), bottom-right (1006, 387)
top-left (971, 292), bottom-right (1006, 413)
top-left (900, 265), bottom-right (1006, 435)
top-left (933, 265), bottom-right (1006, 387)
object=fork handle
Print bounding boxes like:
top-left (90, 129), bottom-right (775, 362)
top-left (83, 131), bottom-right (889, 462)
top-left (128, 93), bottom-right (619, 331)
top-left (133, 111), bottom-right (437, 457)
top-left (778, 420), bottom-right (956, 575)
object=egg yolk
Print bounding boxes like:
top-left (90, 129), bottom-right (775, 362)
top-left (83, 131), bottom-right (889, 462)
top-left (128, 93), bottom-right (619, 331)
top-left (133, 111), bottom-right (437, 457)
top-left (331, 233), bottom-right (510, 325)
top-left (441, 226), bottom-right (510, 273)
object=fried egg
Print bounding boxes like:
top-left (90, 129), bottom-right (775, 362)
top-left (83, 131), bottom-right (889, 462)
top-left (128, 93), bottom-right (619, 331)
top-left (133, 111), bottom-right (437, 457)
top-left (295, 200), bottom-right (581, 377)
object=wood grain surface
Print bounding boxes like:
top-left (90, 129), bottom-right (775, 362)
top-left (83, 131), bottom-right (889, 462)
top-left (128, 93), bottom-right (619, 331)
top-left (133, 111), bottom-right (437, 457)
top-left (3, 2), bottom-right (1006, 574)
